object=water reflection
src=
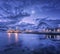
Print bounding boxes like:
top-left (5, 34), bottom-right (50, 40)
top-left (0, 32), bottom-right (60, 54)
top-left (14, 33), bottom-right (18, 42)
top-left (7, 32), bottom-right (19, 43)
top-left (46, 35), bottom-right (60, 40)
top-left (7, 33), bottom-right (11, 39)
top-left (7, 33), bottom-right (11, 43)
top-left (56, 35), bottom-right (60, 40)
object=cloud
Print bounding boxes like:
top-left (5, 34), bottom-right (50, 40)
top-left (40, 0), bottom-right (60, 11)
top-left (0, 0), bottom-right (31, 27)
top-left (0, 0), bottom-right (60, 28)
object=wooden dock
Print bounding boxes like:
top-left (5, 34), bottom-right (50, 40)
top-left (7, 31), bottom-right (60, 35)
top-left (25, 31), bottom-right (60, 35)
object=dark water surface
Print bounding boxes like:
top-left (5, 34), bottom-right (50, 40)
top-left (0, 32), bottom-right (60, 54)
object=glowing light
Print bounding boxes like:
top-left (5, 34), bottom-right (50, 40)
top-left (31, 10), bottom-right (35, 14)
top-left (57, 29), bottom-right (60, 32)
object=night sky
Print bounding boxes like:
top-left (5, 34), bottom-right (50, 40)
top-left (0, 0), bottom-right (60, 27)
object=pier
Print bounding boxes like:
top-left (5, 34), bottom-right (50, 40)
top-left (25, 31), bottom-right (60, 35)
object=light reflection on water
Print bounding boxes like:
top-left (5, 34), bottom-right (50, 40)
top-left (56, 35), bottom-right (60, 40)
top-left (0, 32), bottom-right (60, 50)
top-left (7, 33), bottom-right (18, 42)
top-left (15, 33), bottom-right (18, 42)
top-left (7, 33), bottom-right (11, 39)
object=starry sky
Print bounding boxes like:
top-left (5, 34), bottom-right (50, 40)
top-left (0, 0), bottom-right (60, 27)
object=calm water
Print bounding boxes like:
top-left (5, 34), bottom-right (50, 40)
top-left (0, 32), bottom-right (60, 54)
